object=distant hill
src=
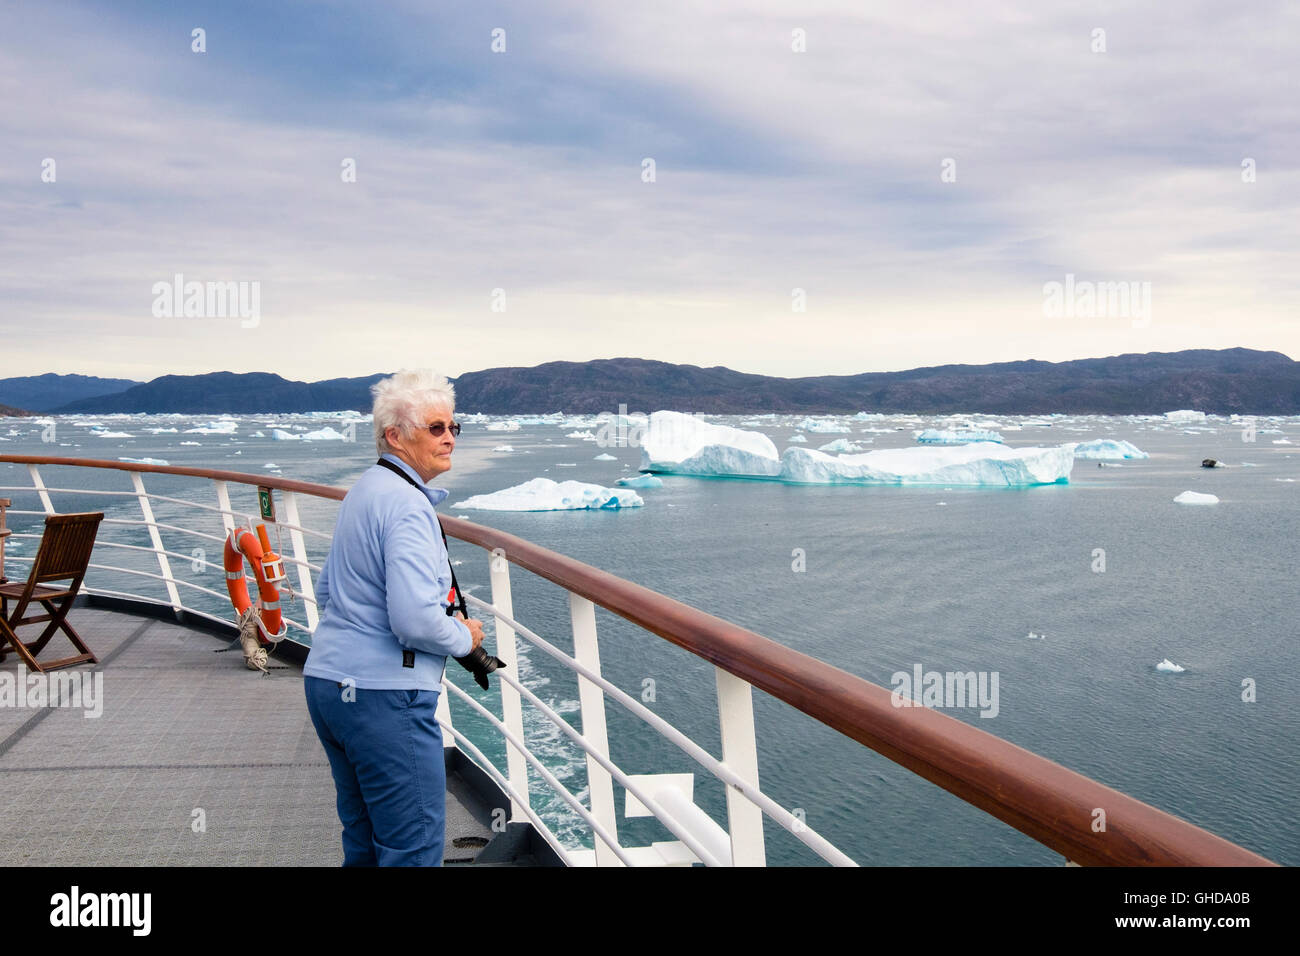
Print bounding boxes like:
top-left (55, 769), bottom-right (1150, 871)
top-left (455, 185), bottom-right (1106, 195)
top-left (17, 348), bottom-right (1300, 415)
top-left (1, 402), bottom-right (32, 417)
top-left (0, 373), bottom-right (140, 412)
top-left (51, 372), bottom-right (390, 414)
top-left (451, 349), bottom-right (1300, 415)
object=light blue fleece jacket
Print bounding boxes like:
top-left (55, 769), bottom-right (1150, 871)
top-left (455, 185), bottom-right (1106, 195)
top-left (303, 453), bottom-right (473, 690)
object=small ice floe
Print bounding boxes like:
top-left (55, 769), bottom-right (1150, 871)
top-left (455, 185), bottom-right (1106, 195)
top-left (566, 430), bottom-right (595, 440)
top-left (1027, 631), bottom-right (1045, 640)
top-left (493, 445), bottom-right (514, 452)
top-left (594, 453), bottom-right (617, 461)
top-left (1273, 439), bottom-right (1292, 445)
top-left (1156, 658), bottom-right (1186, 673)
top-left (1275, 478), bottom-right (1296, 483)
top-left (556, 463), bottom-right (576, 467)
top-left (94, 430), bottom-right (134, 438)
top-left (118, 456), bottom-right (169, 466)
top-left (263, 462), bottom-right (281, 470)
top-left (486, 421), bottom-right (521, 432)
top-left (1174, 491), bottom-right (1219, 505)
top-left (1240, 461), bottom-right (1259, 467)
top-left (617, 474), bottom-right (663, 489)
top-left (180, 441), bottom-right (201, 446)
top-left (788, 434), bottom-right (808, 443)
top-left (252, 430), bottom-right (266, 437)
top-left (818, 438), bottom-right (871, 453)
top-left (937, 501), bottom-right (947, 506)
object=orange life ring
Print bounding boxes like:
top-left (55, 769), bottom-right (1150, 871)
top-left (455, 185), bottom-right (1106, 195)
top-left (224, 524), bottom-right (287, 643)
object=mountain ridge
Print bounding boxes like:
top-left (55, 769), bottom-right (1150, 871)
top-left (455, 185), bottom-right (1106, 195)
top-left (4, 349), bottom-right (1298, 415)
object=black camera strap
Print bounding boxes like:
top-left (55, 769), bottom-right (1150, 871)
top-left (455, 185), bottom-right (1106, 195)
top-left (374, 457), bottom-right (467, 616)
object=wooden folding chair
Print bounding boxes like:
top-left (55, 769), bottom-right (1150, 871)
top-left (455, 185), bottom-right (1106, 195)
top-left (0, 512), bottom-right (104, 673)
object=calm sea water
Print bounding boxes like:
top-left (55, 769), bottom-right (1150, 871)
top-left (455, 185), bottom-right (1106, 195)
top-left (3, 412), bottom-right (1297, 866)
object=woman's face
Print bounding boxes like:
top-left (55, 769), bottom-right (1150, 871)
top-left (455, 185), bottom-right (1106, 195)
top-left (386, 404), bottom-right (456, 483)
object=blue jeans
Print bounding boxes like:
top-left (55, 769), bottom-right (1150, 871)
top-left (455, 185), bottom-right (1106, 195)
top-left (304, 676), bottom-right (446, 866)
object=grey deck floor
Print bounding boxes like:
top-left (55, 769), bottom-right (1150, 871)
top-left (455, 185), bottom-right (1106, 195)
top-left (0, 607), bottom-right (494, 866)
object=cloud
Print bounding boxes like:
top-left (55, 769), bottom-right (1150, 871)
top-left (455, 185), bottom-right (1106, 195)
top-left (1, 0), bottom-right (1296, 381)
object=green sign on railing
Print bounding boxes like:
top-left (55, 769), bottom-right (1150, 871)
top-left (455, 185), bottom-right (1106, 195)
top-left (257, 487), bottom-right (275, 522)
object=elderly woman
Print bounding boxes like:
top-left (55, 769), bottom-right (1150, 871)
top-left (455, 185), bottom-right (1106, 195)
top-left (304, 368), bottom-right (484, 866)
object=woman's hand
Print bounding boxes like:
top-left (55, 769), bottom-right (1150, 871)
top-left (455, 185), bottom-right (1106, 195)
top-left (455, 612), bottom-right (485, 651)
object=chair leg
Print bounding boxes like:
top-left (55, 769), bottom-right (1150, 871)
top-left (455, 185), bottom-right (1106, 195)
top-left (30, 598), bottom-right (98, 669)
top-left (0, 621), bottom-right (47, 674)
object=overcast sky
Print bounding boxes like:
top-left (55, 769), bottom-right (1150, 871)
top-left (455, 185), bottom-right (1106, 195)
top-left (1, 0), bottom-right (1296, 383)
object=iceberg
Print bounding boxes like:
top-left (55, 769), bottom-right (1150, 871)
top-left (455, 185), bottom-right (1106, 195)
top-left (915, 428), bottom-right (1003, 445)
top-left (271, 429), bottom-right (300, 441)
top-left (454, 478), bottom-right (643, 511)
top-left (185, 420), bottom-right (238, 435)
top-left (566, 430), bottom-right (596, 440)
top-left (1165, 410), bottom-right (1207, 423)
top-left (788, 434), bottom-right (808, 443)
top-left (93, 430), bottom-right (134, 438)
top-left (817, 438), bottom-right (870, 453)
top-left (492, 445), bottom-right (514, 452)
top-left (796, 418), bottom-right (852, 434)
top-left (179, 441), bottom-right (201, 446)
top-left (594, 453), bottom-right (617, 461)
top-left (1071, 439), bottom-right (1149, 460)
top-left (641, 412), bottom-right (1073, 486)
top-left (779, 443), bottom-right (1074, 486)
top-left (616, 474), bottom-right (663, 489)
top-left (300, 426), bottom-right (348, 441)
top-left (1173, 491), bottom-right (1219, 505)
top-left (640, 411), bottom-right (782, 478)
top-left (1156, 658), bottom-right (1186, 673)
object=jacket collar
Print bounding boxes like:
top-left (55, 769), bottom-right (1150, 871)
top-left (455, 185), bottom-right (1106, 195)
top-left (378, 453), bottom-right (450, 506)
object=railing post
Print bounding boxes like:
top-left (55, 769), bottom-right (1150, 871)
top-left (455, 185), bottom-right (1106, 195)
top-left (281, 491), bottom-right (318, 632)
top-left (0, 497), bottom-right (9, 583)
top-left (26, 464), bottom-right (54, 514)
top-left (488, 548), bottom-right (530, 821)
top-left (715, 667), bottom-right (767, 866)
top-left (131, 472), bottom-right (181, 612)
top-left (569, 593), bottom-right (622, 866)
top-left (212, 480), bottom-right (236, 537)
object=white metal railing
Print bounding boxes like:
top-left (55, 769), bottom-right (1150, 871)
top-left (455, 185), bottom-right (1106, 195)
top-left (0, 460), bottom-right (857, 866)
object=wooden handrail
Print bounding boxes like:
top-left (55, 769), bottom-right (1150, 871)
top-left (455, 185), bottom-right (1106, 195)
top-left (0, 454), bottom-right (1276, 866)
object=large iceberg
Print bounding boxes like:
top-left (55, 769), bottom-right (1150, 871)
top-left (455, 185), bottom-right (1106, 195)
top-left (640, 411), bottom-right (782, 478)
top-left (1165, 409), bottom-right (1207, 424)
top-left (780, 443), bottom-right (1074, 486)
top-left (1071, 439), bottom-right (1149, 460)
top-left (640, 412), bottom-right (1073, 486)
top-left (454, 478), bottom-right (644, 511)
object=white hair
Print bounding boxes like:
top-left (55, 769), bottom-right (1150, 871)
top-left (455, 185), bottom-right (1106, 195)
top-left (372, 369), bottom-right (456, 456)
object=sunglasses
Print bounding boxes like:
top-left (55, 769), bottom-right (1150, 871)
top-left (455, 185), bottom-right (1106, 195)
top-left (426, 421), bottom-right (461, 438)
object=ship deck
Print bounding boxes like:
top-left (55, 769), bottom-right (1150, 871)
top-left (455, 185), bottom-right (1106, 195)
top-left (0, 603), bottom-right (553, 866)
